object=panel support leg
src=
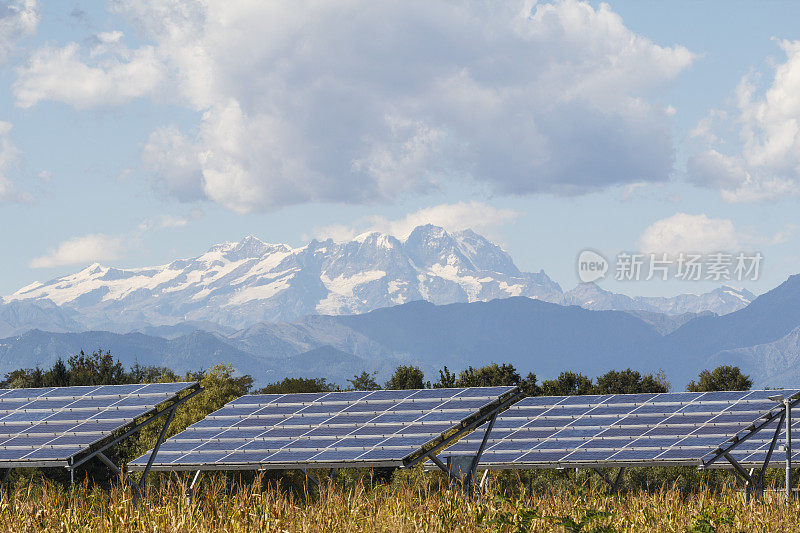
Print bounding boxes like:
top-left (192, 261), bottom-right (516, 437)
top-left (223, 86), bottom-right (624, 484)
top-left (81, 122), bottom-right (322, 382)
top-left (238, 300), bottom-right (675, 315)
top-left (755, 412), bottom-right (785, 501)
top-left (429, 454), bottom-right (464, 487)
top-left (723, 452), bottom-right (760, 502)
top-left (464, 412), bottom-right (497, 494)
top-left (302, 469), bottom-right (320, 488)
top-left (592, 467), bottom-right (625, 494)
top-left (96, 451), bottom-right (143, 502)
top-left (785, 399), bottom-right (793, 503)
top-left (186, 470), bottom-right (202, 506)
top-left (137, 403), bottom-right (178, 491)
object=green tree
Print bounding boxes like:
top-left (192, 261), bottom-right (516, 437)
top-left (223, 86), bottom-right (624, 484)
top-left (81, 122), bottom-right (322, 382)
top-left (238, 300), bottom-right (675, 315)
top-left (456, 363), bottom-right (521, 387)
top-left (687, 365), bottom-right (752, 392)
top-left (385, 365), bottom-right (427, 390)
top-left (129, 363), bottom-right (179, 383)
top-left (519, 372), bottom-right (541, 396)
top-left (44, 358), bottom-right (70, 387)
top-left (541, 371), bottom-right (593, 396)
top-left (67, 349), bottom-right (126, 386)
top-left (594, 368), bottom-right (669, 394)
top-left (433, 366), bottom-right (457, 388)
top-left (347, 371), bottom-right (380, 391)
top-left (256, 377), bottom-right (337, 394)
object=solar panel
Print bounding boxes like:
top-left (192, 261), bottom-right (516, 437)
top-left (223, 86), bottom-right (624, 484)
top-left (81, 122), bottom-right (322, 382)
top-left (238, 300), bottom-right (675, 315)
top-left (0, 382), bottom-right (198, 468)
top-left (443, 390), bottom-right (800, 468)
top-left (129, 386), bottom-right (520, 471)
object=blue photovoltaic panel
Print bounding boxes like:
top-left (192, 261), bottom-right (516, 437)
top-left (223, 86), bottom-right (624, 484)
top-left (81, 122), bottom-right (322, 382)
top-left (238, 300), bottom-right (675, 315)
top-left (129, 386), bottom-right (517, 470)
top-left (444, 389), bottom-right (799, 468)
top-left (0, 382), bottom-right (196, 467)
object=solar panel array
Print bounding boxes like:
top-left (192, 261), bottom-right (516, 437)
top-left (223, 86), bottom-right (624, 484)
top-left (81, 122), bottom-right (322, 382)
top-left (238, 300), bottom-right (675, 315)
top-left (444, 390), bottom-right (800, 468)
top-left (0, 382), bottom-right (197, 467)
top-left (129, 386), bottom-right (517, 470)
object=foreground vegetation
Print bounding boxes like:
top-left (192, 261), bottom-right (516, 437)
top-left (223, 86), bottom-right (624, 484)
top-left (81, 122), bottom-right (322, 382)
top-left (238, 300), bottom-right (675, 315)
top-left (0, 349), bottom-right (772, 530)
top-left (2, 469), bottom-right (800, 532)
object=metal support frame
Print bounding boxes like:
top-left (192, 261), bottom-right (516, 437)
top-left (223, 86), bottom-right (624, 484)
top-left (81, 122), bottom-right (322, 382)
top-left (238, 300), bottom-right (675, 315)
top-left (723, 452), bottom-right (759, 501)
top-left (464, 412), bottom-right (497, 492)
top-left (705, 395), bottom-right (799, 503)
top-left (703, 392), bottom-right (800, 470)
top-left (73, 385), bottom-right (201, 473)
top-left (97, 451), bottom-right (143, 500)
top-left (429, 411), bottom-right (499, 494)
top-left (592, 467), bottom-right (625, 493)
top-left (65, 384), bottom-right (201, 503)
top-left (303, 469), bottom-right (321, 488)
top-left (785, 399), bottom-right (793, 503)
top-left (405, 388), bottom-right (525, 470)
top-left (756, 411), bottom-right (785, 494)
top-left (429, 454), bottom-right (463, 486)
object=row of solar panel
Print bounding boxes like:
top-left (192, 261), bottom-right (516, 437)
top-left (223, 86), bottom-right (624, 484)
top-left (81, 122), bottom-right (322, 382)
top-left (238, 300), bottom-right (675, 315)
top-left (0, 382), bottom-right (792, 472)
top-left (129, 386), bottom-right (519, 468)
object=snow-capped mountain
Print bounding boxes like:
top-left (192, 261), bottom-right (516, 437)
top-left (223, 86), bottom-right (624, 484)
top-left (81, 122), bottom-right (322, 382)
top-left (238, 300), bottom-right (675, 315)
top-left (4, 225), bottom-right (562, 330)
top-left (3, 225), bottom-right (757, 333)
top-left (563, 282), bottom-right (753, 316)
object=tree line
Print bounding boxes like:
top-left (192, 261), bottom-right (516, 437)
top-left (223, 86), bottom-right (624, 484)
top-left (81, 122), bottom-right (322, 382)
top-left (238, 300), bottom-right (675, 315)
top-left (1, 349), bottom-right (754, 397)
top-left (263, 364), bottom-right (753, 395)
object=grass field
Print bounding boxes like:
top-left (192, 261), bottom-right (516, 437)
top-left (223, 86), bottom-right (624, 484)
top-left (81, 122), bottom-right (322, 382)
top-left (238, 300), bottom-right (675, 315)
top-left (2, 468), bottom-right (800, 532)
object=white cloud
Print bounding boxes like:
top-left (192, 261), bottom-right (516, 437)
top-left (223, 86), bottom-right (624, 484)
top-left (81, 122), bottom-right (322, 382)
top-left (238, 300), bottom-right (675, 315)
top-left (14, 38), bottom-right (164, 109)
top-left (688, 40), bottom-right (800, 202)
top-left (137, 209), bottom-right (203, 231)
top-left (313, 201), bottom-right (519, 241)
top-left (638, 213), bottom-right (794, 255)
top-left (30, 234), bottom-right (124, 268)
top-left (0, 0), bottom-right (38, 64)
top-left (639, 213), bottom-right (741, 254)
top-left (22, 0), bottom-right (693, 212)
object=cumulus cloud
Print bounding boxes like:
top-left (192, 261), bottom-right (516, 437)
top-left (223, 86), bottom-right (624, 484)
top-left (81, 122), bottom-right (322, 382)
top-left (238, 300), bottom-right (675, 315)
top-left (688, 40), bottom-right (800, 202)
top-left (638, 212), bottom-right (794, 255)
top-left (20, 1), bottom-right (693, 211)
top-left (313, 201), bottom-right (519, 241)
top-left (14, 36), bottom-right (164, 109)
top-left (638, 213), bottom-right (741, 255)
top-left (30, 234), bottom-right (124, 268)
top-left (0, 0), bottom-right (38, 64)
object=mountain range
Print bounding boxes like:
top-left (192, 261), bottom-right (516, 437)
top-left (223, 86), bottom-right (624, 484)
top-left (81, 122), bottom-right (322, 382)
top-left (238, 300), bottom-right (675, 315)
top-left (2, 225), bottom-right (753, 334)
top-left (0, 274), bottom-right (797, 389)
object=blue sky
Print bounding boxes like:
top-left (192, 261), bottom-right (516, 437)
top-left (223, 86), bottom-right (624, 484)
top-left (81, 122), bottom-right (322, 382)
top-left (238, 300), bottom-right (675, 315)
top-left (0, 0), bottom-right (798, 298)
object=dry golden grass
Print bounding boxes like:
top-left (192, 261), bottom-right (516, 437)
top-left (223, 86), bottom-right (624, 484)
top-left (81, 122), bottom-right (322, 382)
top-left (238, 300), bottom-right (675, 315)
top-left (1, 472), bottom-right (799, 532)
